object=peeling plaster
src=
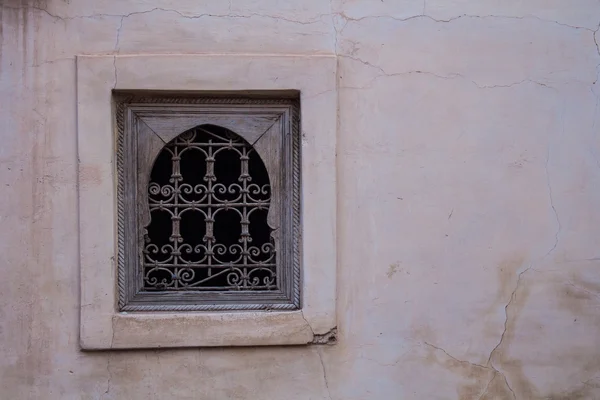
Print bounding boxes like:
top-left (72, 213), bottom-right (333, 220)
top-left (301, 311), bottom-right (338, 345)
top-left (311, 328), bottom-right (338, 345)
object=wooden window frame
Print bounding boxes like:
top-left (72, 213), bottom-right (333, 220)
top-left (116, 95), bottom-right (301, 311)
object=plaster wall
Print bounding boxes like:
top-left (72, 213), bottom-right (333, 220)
top-left (1, 0), bottom-right (600, 399)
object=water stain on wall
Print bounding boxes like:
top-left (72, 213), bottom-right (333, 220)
top-left (490, 266), bottom-right (600, 399)
top-left (490, 269), bottom-right (536, 398)
top-left (386, 262), bottom-right (399, 279)
top-left (481, 255), bottom-right (540, 398)
top-left (481, 253), bottom-right (527, 339)
top-left (545, 384), bottom-right (596, 400)
top-left (421, 342), bottom-right (494, 399)
top-left (477, 372), bottom-right (514, 399)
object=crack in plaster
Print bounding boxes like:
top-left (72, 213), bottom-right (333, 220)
top-left (10, 5), bottom-right (600, 83)
top-left (340, 55), bottom-right (555, 91)
top-left (424, 342), bottom-right (488, 370)
top-left (499, 372), bottom-right (517, 400)
top-left (477, 372), bottom-right (496, 400)
top-left (475, 79), bottom-right (552, 89)
top-left (333, 12), bottom-right (596, 31)
top-left (103, 354), bottom-right (113, 398)
top-left (591, 20), bottom-right (600, 173)
top-left (594, 23), bottom-right (600, 60)
top-left (329, 0), bottom-right (339, 56)
top-left (544, 118), bottom-right (561, 259)
top-left (567, 281), bottom-right (600, 301)
top-left (300, 311), bottom-right (315, 337)
top-left (592, 22), bottom-right (600, 132)
top-left (424, 341), bottom-right (515, 398)
top-left (110, 315), bottom-right (116, 349)
top-left (111, 14), bottom-right (121, 89)
top-left (484, 159), bottom-right (562, 398)
top-left (485, 265), bottom-right (527, 400)
top-left (304, 88), bottom-right (336, 100)
top-left (7, 5), bottom-right (596, 34)
top-left (112, 56), bottom-right (118, 90)
top-left (340, 54), bottom-right (462, 84)
top-left (114, 16), bottom-right (124, 53)
top-left (317, 347), bottom-right (333, 400)
top-left (300, 311), bottom-right (337, 345)
top-left (334, 13), bottom-right (600, 93)
top-left (4, 5), bottom-right (327, 25)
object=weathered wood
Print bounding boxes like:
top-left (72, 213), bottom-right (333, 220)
top-left (252, 118), bottom-right (283, 231)
top-left (135, 118), bottom-right (167, 230)
top-left (115, 94), bottom-right (301, 311)
top-left (141, 114), bottom-right (280, 144)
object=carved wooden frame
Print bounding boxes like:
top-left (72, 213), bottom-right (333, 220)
top-left (116, 95), bottom-right (301, 311)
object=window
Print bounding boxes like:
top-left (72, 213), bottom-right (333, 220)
top-left (78, 54), bottom-right (336, 349)
top-left (116, 95), bottom-right (301, 311)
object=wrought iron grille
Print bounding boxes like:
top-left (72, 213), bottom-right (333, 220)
top-left (143, 125), bottom-right (276, 291)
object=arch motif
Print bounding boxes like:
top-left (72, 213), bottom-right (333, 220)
top-left (142, 125), bottom-right (277, 291)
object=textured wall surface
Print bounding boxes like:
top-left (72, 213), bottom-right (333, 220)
top-left (1, 0), bottom-right (600, 399)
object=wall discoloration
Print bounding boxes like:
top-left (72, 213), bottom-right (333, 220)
top-left (545, 384), bottom-right (596, 400)
top-left (487, 269), bottom-right (600, 399)
top-left (490, 271), bottom-right (535, 398)
top-left (386, 262), bottom-right (399, 279)
top-left (482, 254), bottom-right (527, 338)
top-left (422, 343), bottom-right (495, 399)
top-left (559, 283), bottom-right (596, 315)
top-left (478, 373), bottom-right (515, 400)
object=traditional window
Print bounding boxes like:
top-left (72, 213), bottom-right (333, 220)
top-left (116, 95), bottom-right (301, 311)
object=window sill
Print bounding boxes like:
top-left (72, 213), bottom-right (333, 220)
top-left (83, 311), bottom-right (325, 349)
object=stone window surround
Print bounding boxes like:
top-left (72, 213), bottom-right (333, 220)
top-left (77, 54), bottom-right (337, 349)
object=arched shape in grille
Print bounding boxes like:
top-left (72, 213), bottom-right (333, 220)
top-left (143, 125), bottom-right (276, 291)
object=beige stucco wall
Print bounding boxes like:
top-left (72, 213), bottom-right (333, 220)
top-left (2, 0), bottom-right (600, 398)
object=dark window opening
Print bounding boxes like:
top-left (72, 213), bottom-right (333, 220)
top-left (143, 125), bottom-right (276, 291)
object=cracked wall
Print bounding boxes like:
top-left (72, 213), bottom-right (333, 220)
top-left (2, 0), bottom-right (600, 399)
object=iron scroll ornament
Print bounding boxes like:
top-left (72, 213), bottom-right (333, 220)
top-left (143, 125), bottom-right (277, 292)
